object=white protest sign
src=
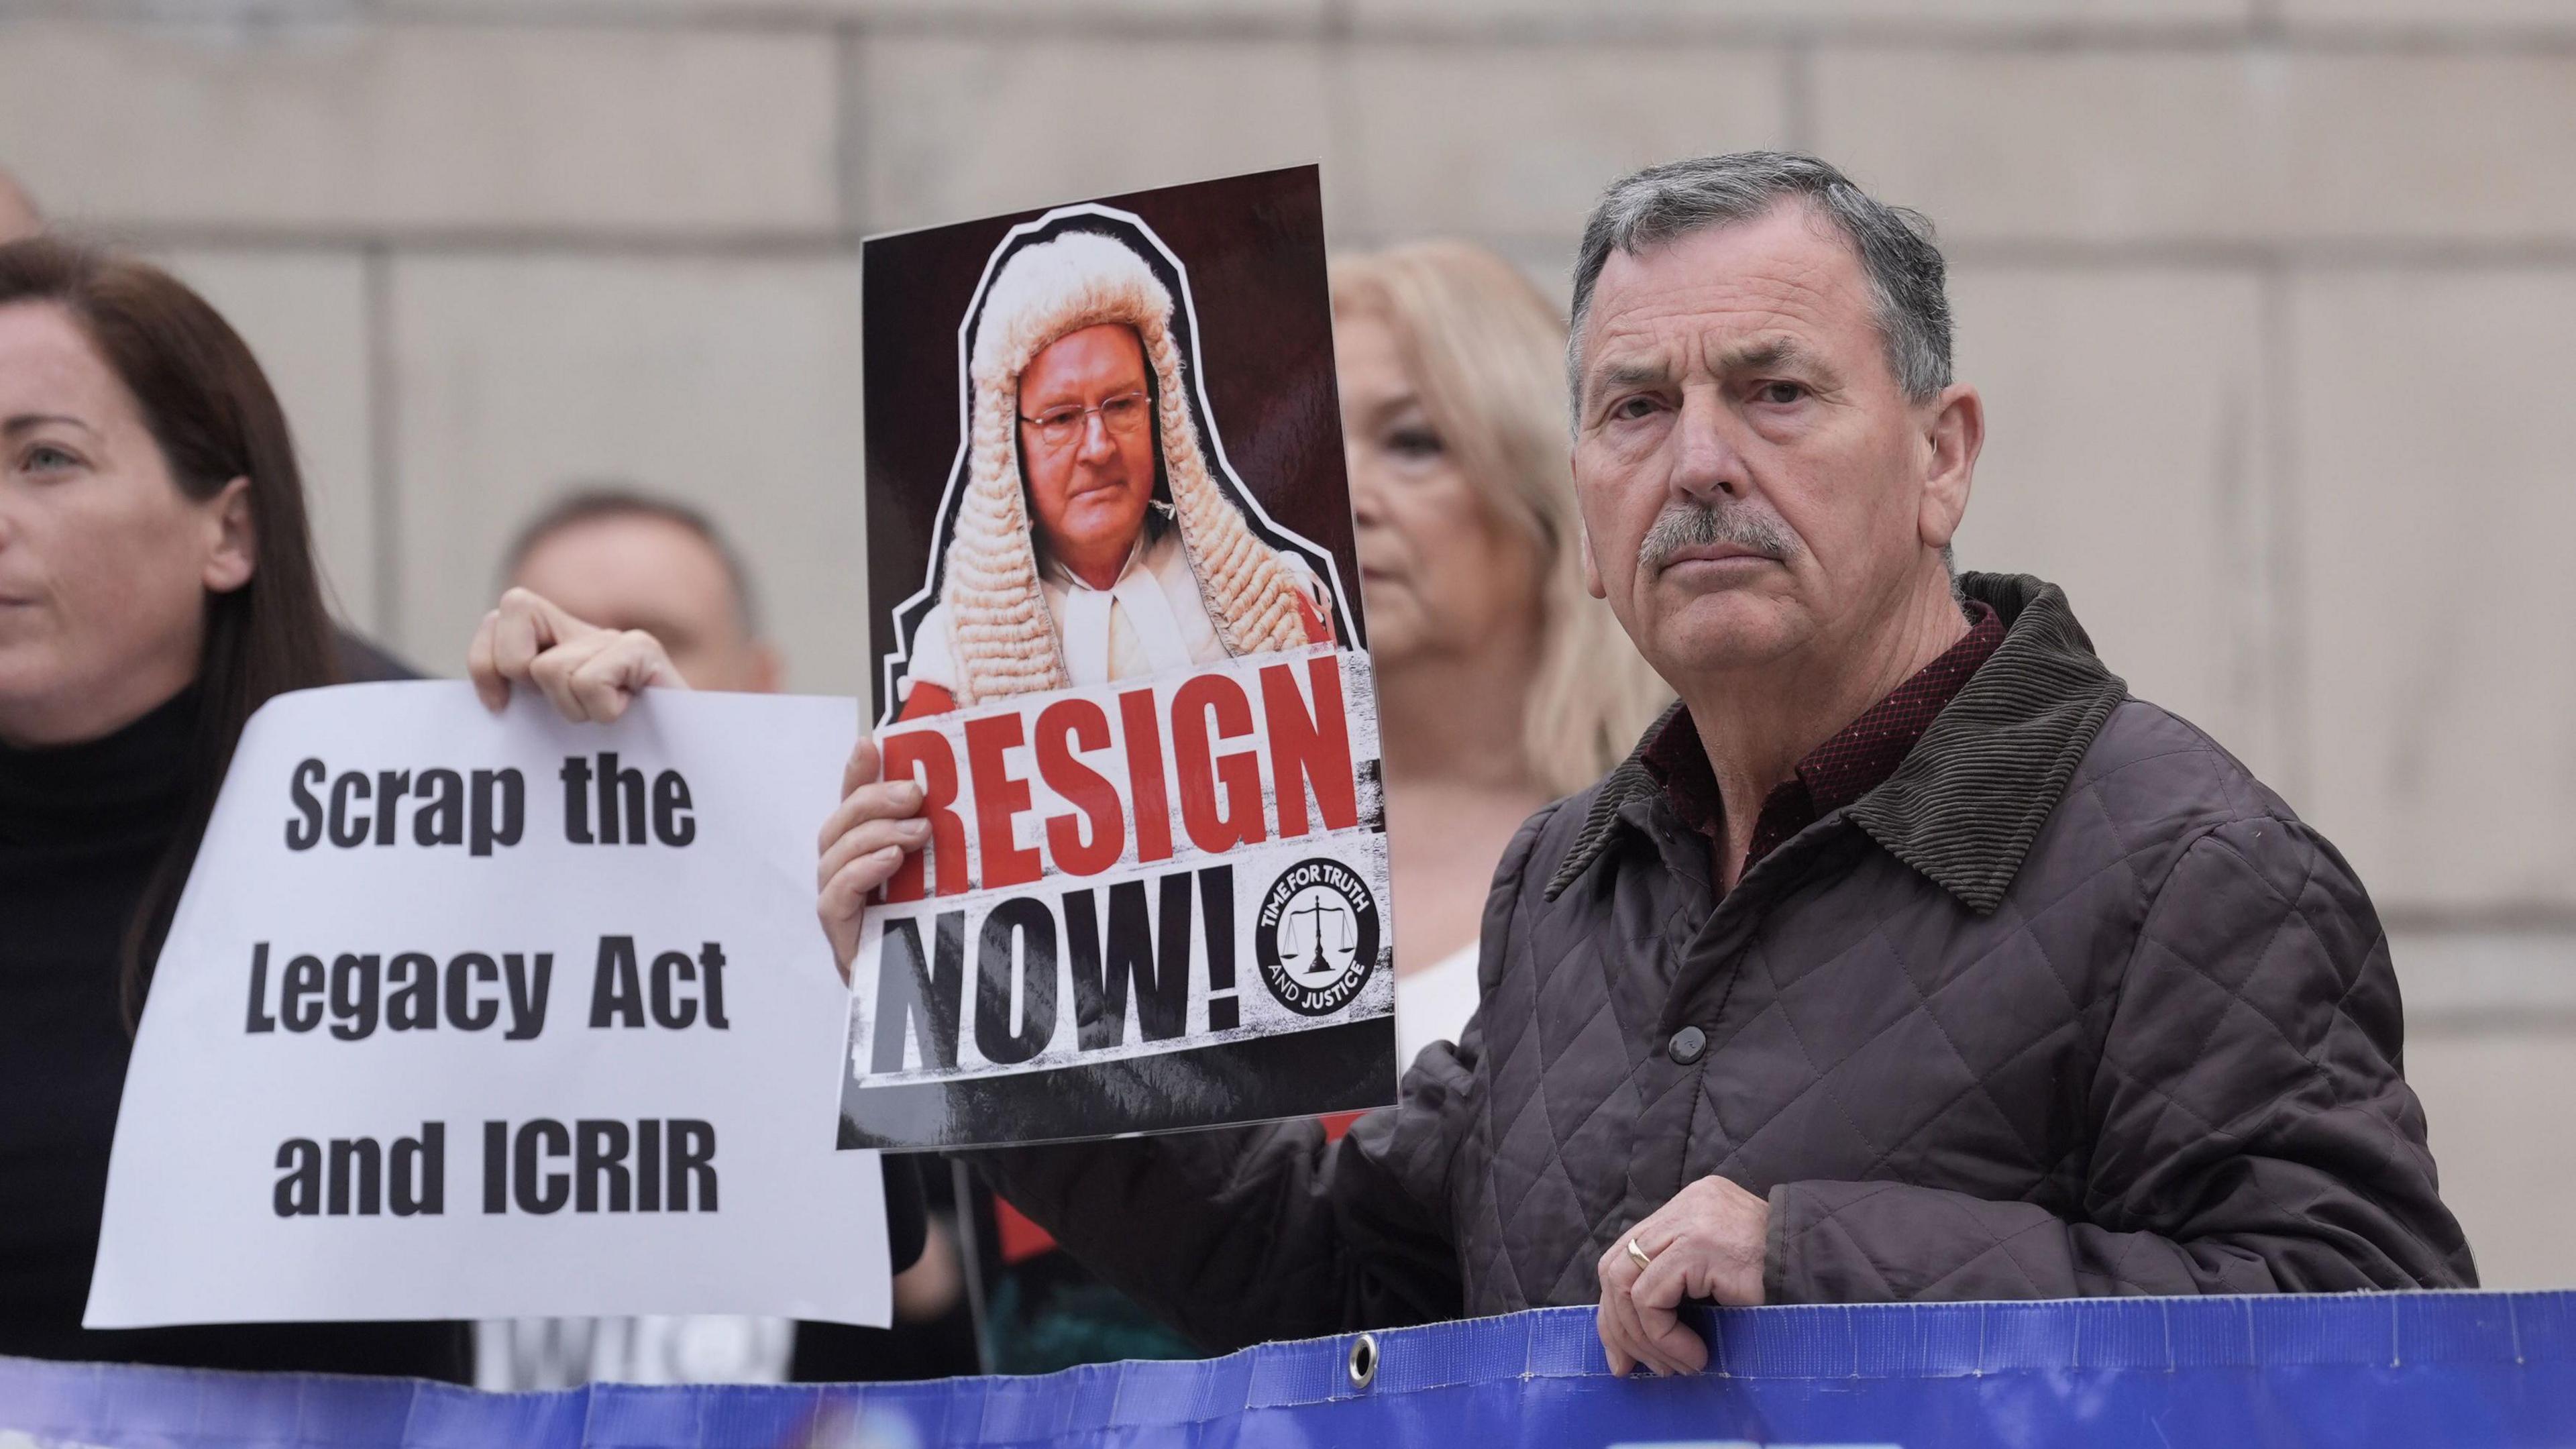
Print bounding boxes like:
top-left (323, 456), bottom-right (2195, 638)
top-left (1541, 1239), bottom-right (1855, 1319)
top-left (86, 682), bottom-right (888, 1329)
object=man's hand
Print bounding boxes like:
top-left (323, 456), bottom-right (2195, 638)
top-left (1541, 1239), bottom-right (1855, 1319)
top-left (468, 587), bottom-right (682, 720)
top-left (816, 733), bottom-right (931, 982)
top-left (1595, 1175), bottom-right (1769, 1377)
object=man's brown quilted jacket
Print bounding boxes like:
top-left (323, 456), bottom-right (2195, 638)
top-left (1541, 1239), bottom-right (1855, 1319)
top-left (977, 572), bottom-right (2476, 1351)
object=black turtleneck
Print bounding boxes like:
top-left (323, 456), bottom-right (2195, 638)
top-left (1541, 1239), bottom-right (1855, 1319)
top-left (0, 687), bottom-right (468, 1380)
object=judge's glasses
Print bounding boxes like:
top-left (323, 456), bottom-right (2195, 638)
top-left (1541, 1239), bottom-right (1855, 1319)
top-left (1020, 390), bottom-right (1152, 450)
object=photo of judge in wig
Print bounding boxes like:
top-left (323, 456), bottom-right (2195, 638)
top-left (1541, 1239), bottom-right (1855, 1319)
top-left (887, 214), bottom-right (1344, 724)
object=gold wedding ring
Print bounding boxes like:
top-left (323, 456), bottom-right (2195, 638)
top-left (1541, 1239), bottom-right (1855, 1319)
top-left (1626, 1236), bottom-right (1654, 1273)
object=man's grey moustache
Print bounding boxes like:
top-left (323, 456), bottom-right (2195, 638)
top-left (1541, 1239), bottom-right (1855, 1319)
top-left (1638, 505), bottom-right (1800, 569)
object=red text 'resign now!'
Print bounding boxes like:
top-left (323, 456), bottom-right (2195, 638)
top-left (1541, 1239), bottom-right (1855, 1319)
top-left (875, 647), bottom-right (1374, 902)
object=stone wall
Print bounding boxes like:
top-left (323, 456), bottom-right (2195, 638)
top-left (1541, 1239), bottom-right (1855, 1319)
top-left (5, 0), bottom-right (2571, 1287)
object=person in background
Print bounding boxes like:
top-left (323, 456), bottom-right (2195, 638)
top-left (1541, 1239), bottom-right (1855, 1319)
top-left (502, 489), bottom-right (780, 697)
top-left (0, 236), bottom-right (468, 1380)
top-left (476, 488), bottom-right (973, 1388)
top-left (1334, 242), bottom-right (1671, 1061)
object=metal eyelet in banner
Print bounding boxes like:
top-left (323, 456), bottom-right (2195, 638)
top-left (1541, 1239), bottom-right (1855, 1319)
top-left (1348, 1332), bottom-right (1379, 1391)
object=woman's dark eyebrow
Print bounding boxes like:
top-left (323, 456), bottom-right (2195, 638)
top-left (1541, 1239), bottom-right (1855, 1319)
top-left (3, 412), bottom-right (95, 437)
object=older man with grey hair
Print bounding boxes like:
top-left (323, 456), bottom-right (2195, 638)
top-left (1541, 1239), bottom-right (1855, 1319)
top-left (555, 152), bottom-right (2481, 1373)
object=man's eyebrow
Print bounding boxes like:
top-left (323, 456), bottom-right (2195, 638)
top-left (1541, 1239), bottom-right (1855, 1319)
top-left (2, 413), bottom-right (93, 437)
top-left (1584, 359), bottom-right (1670, 402)
top-left (1716, 336), bottom-right (1831, 376)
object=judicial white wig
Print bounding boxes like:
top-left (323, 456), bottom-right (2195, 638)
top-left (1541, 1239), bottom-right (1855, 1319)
top-left (929, 227), bottom-right (1320, 708)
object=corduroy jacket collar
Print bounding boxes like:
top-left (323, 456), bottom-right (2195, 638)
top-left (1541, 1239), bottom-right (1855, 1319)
top-left (1545, 572), bottom-right (2128, 912)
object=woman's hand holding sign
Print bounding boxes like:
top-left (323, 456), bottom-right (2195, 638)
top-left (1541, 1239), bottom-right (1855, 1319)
top-left (816, 734), bottom-right (930, 983)
top-left (468, 587), bottom-right (684, 721)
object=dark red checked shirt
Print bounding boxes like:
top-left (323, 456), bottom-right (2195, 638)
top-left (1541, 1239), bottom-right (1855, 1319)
top-left (1644, 600), bottom-right (2004, 892)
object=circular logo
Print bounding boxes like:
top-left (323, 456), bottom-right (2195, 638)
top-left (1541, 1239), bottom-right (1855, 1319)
top-left (1254, 857), bottom-right (1383, 1017)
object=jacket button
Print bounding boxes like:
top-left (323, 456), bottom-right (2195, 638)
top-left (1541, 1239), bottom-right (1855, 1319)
top-left (1667, 1026), bottom-right (1707, 1065)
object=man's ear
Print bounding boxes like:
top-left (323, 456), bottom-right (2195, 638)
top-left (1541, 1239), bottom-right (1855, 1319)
top-left (202, 476), bottom-right (257, 594)
top-left (1577, 514), bottom-right (1607, 600)
top-left (1918, 383), bottom-right (1982, 553)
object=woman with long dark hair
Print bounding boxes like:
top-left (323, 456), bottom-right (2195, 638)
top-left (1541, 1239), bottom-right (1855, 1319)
top-left (0, 237), bottom-right (467, 1378)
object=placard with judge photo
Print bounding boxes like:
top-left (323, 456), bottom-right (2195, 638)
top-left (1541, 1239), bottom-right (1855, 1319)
top-left (843, 166), bottom-right (1396, 1150)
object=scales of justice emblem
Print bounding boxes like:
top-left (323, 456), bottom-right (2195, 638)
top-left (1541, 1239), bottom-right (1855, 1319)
top-left (1254, 857), bottom-right (1383, 1018)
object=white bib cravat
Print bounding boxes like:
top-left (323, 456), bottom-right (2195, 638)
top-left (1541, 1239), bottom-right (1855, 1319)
top-left (1044, 528), bottom-right (1223, 687)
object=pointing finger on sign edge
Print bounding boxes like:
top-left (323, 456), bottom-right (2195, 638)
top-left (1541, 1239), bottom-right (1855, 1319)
top-left (842, 732), bottom-right (881, 798)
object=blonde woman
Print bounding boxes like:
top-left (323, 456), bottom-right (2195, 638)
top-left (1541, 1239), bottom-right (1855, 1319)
top-left (1333, 243), bottom-right (1671, 1065)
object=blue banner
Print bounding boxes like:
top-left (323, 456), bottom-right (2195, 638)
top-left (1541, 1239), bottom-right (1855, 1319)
top-left (6, 1292), bottom-right (2571, 1447)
